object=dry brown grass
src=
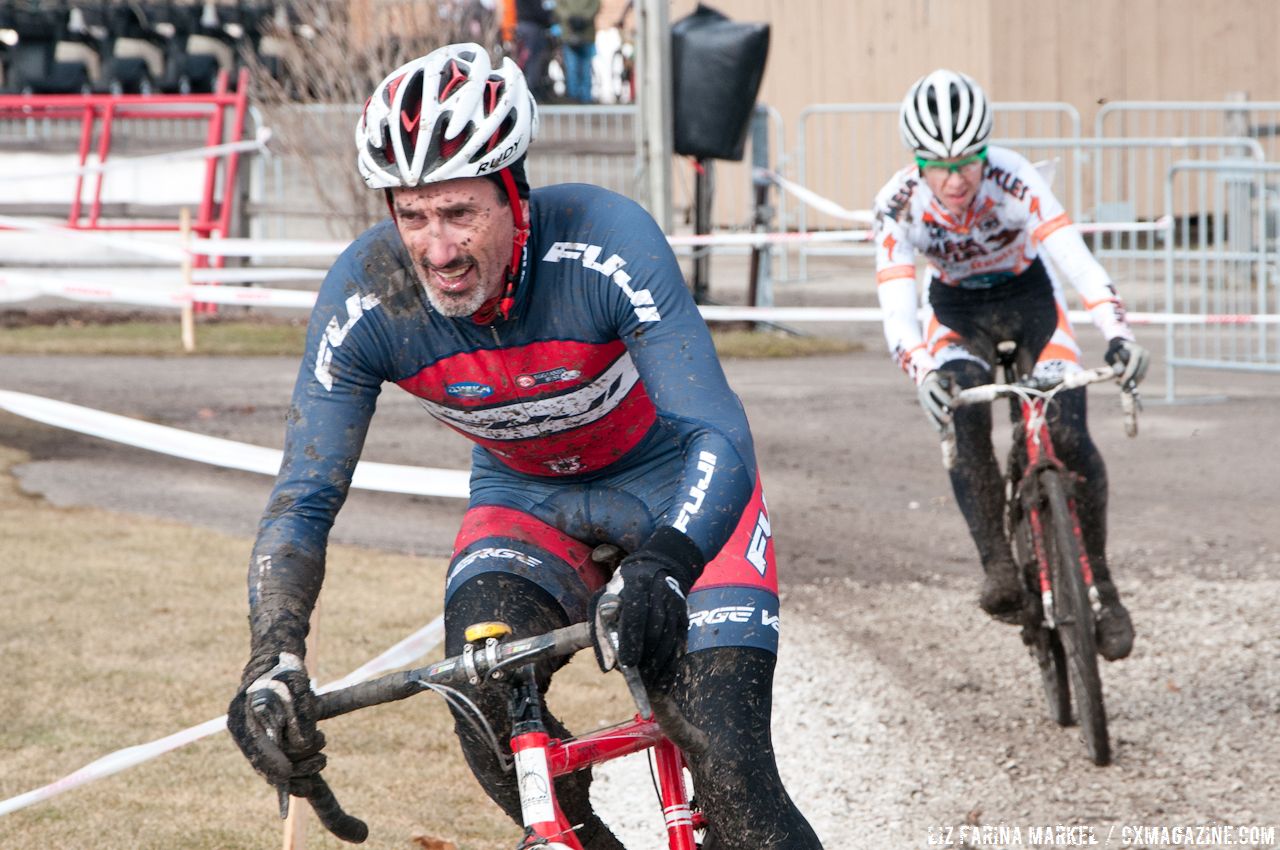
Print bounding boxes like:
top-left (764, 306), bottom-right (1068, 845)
top-left (0, 444), bottom-right (630, 849)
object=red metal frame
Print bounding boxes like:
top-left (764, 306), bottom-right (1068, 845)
top-left (0, 69), bottom-right (249, 235)
top-left (511, 714), bottom-right (704, 849)
top-left (0, 69), bottom-right (252, 312)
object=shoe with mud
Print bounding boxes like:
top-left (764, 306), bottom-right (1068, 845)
top-left (1094, 597), bottom-right (1135, 660)
top-left (979, 559), bottom-right (1024, 619)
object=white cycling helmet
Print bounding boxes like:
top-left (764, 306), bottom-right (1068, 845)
top-left (899, 69), bottom-right (992, 159)
top-left (356, 43), bottom-right (538, 190)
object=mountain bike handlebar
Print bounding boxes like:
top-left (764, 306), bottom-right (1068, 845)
top-left (940, 363), bottom-right (1138, 470)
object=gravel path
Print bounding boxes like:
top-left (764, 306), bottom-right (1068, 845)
top-left (2, 340), bottom-right (1278, 848)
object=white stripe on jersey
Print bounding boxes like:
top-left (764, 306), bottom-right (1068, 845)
top-left (414, 352), bottom-right (641, 441)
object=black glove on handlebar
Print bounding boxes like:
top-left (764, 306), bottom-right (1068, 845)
top-left (1104, 337), bottom-right (1150, 391)
top-left (227, 652), bottom-right (327, 786)
top-left (227, 604), bottom-right (369, 843)
top-left (589, 526), bottom-right (706, 694)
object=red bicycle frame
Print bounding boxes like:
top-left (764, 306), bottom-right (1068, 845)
top-left (1016, 395), bottom-right (1099, 622)
top-left (511, 714), bottom-right (705, 849)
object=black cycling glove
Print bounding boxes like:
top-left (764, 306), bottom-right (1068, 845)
top-left (1104, 337), bottom-right (1150, 391)
top-left (227, 602), bottom-right (368, 843)
top-left (589, 526), bottom-right (706, 694)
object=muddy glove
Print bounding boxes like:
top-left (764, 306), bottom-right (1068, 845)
top-left (1105, 338), bottom-right (1150, 391)
top-left (917, 370), bottom-right (956, 431)
top-left (227, 611), bottom-right (368, 843)
top-left (589, 526), bottom-right (706, 694)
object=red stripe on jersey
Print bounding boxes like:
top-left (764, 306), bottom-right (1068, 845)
top-left (695, 475), bottom-right (779, 594)
top-left (447, 386), bottom-right (656, 475)
top-left (453, 505), bottom-right (607, 592)
top-left (397, 339), bottom-right (627, 405)
top-left (396, 339), bottom-right (659, 476)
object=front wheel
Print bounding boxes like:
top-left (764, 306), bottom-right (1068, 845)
top-left (1040, 469), bottom-right (1110, 765)
top-left (1013, 494), bottom-right (1071, 726)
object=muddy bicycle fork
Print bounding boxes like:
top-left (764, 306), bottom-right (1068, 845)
top-left (1011, 393), bottom-right (1102, 627)
top-left (506, 660), bottom-right (704, 850)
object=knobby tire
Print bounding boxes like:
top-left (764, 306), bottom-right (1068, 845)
top-left (1040, 469), bottom-right (1110, 765)
top-left (1011, 487), bottom-right (1072, 727)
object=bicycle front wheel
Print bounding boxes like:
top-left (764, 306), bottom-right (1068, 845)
top-left (1011, 487), bottom-right (1071, 727)
top-left (1040, 469), bottom-right (1110, 765)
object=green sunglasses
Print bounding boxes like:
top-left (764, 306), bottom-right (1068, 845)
top-left (916, 147), bottom-right (988, 174)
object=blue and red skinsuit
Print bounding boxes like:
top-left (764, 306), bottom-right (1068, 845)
top-left (252, 182), bottom-right (780, 656)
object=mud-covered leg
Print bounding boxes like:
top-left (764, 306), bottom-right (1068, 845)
top-left (444, 573), bottom-right (625, 850)
top-left (943, 360), bottom-right (1021, 616)
top-left (674, 646), bottom-right (823, 850)
top-left (1049, 388), bottom-right (1133, 660)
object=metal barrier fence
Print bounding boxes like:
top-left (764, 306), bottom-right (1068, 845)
top-left (0, 77), bottom-right (252, 236)
top-left (1161, 159), bottom-right (1280, 398)
top-left (1098, 102), bottom-right (1280, 166)
top-left (245, 101), bottom-right (786, 247)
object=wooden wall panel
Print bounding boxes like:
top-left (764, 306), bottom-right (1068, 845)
top-left (661, 0), bottom-right (1276, 126)
top-left (342, 0), bottom-right (1279, 224)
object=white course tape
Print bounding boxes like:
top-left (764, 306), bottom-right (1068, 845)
top-left (755, 167), bottom-right (875, 224)
top-left (0, 271), bottom-right (320, 309)
top-left (698, 305), bottom-right (1280, 325)
top-left (1077, 216), bottom-right (1173, 234)
top-left (669, 229), bottom-right (871, 247)
top-left (192, 237), bottom-right (353, 259)
top-left (0, 390), bottom-right (470, 498)
top-left (0, 616), bottom-right (444, 818)
top-left (6, 270), bottom-right (1277, 325)
top-left (0, 129), bottom-right (273, 183)
top-left (0, 214), bottom-right (188, 262)
top-left (188, 267), bottom-right (326, 283)
top-left (755, 167), bottom-right (1172, 237)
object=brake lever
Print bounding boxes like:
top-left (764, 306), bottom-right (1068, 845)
top-left (249, 691), bottom-right (292, 820)
top-left (594, 593), bottom-right (653, 720)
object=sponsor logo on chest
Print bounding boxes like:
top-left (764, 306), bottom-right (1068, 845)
top-left (515, 367), bottom-right (582, 389)
top-left (446, 381), bottom-right (494, 399)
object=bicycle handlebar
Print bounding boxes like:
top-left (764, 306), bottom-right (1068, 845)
top-left (950, 364), bottom-right (1120, 408)
top-left (313, 621), bottom-right (594, 720)
top-left (940, 364), bottom-right (1138, 470)
top-left (312, 619), bottom-right (709, 753)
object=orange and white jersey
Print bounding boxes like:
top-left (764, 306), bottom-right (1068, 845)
top-left (871, 145), bottom-right (1133, 383)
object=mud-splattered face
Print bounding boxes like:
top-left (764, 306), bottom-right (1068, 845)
top-left (919, 154), bottom-right (985, 218)
top-left (392, 178), bottom-right (528, 318)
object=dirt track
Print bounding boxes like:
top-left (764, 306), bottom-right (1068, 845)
top-left (2, 330), bottom-right (1278, 847)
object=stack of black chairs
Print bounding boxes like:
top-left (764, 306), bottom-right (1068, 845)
top-left (0, 0), bottom-right (298, 94)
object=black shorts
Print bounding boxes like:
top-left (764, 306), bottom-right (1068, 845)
top-left (926, 258), bottom-right (1083, 378)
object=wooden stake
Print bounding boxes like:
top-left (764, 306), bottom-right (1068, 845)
top-left (179, 207), bottom-right (196, 353)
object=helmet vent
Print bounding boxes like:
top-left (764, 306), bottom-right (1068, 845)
top-left (397, 71), bottom-right (426, 146)
top-left (439, 59), bottom-right (469, 102)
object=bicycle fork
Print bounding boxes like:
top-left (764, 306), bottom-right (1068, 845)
top-left (1020, 399), bottom-right (1102, 628)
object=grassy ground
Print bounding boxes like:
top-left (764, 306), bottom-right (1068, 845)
top-left (0, 311), bottom-right (861, 358)
top-left (0, 444), bottom-right (630, 849)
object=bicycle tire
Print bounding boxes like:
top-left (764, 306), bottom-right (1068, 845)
top-left (1033, 627), bottom-right (1072, 727)
top-left (1010, 473), bottom-right (1072, 726)
top-left (1040, 469), bottom-right (1110, 765)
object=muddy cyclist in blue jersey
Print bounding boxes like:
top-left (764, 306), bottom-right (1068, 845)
top-left (225, 43), bottom-right (823, 848)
